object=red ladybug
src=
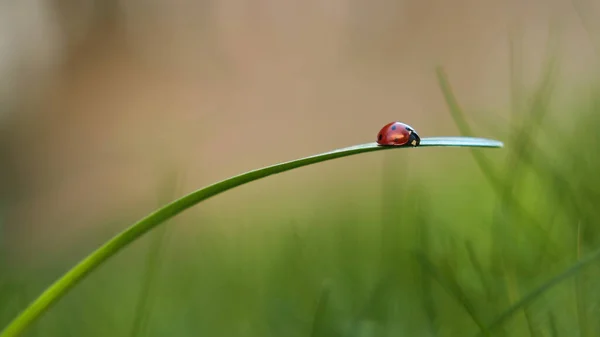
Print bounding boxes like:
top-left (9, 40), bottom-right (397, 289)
top-left (376, 122), bottom-right (420, 146)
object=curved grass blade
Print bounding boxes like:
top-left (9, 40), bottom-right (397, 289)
top-left (0, 137), bottom-right (503, 337)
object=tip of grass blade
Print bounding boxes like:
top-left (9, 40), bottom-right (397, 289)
top-left (420, 137), bottom-right (504, 148)
top-left (360, 137), bottom-right (503, 151)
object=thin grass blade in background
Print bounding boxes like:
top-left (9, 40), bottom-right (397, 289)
top-left (435, 65), bottom-right (555, 248)
top-left (436, 29), bottom-right (569, 337)
top-left (575, 221), bottom-right (591, 337)
top-left (548, 311), bottom-right (559, 337)
top-left (415, 251), bottom-right (490, 337)
top-left (415, 198), bottom-right (438, 337)
top-left (129, 170), bottom-right (184, 337)
top-left (477, 247), bottom-right (600, 336)
top-left (309, 281), bottom-right (337, 337)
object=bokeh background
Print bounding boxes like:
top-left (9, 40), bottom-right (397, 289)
top-left (1, 0), bottom-right (600, 336)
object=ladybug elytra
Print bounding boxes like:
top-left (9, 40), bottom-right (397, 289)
top-left (376, 122), bottom-right (420, 147)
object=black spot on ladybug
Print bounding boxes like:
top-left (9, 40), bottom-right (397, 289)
top-left (394, 137), bottom-right (399, 142)
top-left (378, 134), bottom-right (382, 140)
top-left (391, 125), bottom-right (397, 131)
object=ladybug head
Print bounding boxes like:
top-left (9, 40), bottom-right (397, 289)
top-left (405, 125), bottom-right (420, 147)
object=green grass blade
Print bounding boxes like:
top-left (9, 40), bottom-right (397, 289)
top-left (548, 312), bottom-right (559, 337)
top-left (575, 221), bottom-right (589, 337)
top-left (0, 138), bottom-right (502, 337)
top-left (523, 308), bottom-right (537, 337)
top-left (434, 66), bottom-right (508, 191)
top-left (309, 281), bottom-right (335, 337)
top-left (476, 247), bottom-right (600, 336)
top-left (129, 171), bottom-right (183, 337)
top-left (464, 241), bottom-right (496, 309)
top-left (420, 138), bottom-right (503, 147)
top-left (417, 209), bottom-right (438, 336)
top-left (414, 251), bottom-right (490, 336)
top-left (435, 66), bottom-right (552, 238)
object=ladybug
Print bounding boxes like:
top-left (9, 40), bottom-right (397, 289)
top-left (376, 122), bottom-right (420, 147)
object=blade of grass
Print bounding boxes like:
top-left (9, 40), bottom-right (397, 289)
top-left (470, 112), bottom-right (599, 231)
top-left (502, 261), bottom-right (535, 337)
top-left (496, 22), bottom-right (560, 211)
top-left (464, 241), bottom-right (493, 302)
top-left (548, 311), bottom-right (559, 337)
top-left (436, 34), bottom-right (564, 280)
top-left (435, 66), bottom-right (554, 242)
top-left (415, 194), bottom-right (438, 336)
top-left (354, 267), bottom-right (394, 325)
top-left (436, 20), bottom-right (559, 201)
top-left (475, 246), bottom-right (600, 336)
top-left (414, 251), bottom-right (490, 337)
top-left (523, 308), bottom-right (537, 337)
top-left (465, 108), bottom-right (600, 225)
top-left (468, 110), bottom-right (596, 206)
top-left (129, 170), bottom-right (184, 337)
top-left (575, 221), bottom-right (589, 337)
top-left (0, 138), bottom-right (503, 337)
top-left (309, 281), bottom-right (336, 337)
top-left (437, 52), bottom-right (561, 336)
top-left (129, 222), bottom-right (171, 337)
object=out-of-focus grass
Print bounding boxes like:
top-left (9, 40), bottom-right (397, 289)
top-left (3, 57), bottom-right (600, 337)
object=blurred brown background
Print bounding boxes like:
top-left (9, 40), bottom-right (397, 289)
top-left (0, 0), bottom-right (598, 258)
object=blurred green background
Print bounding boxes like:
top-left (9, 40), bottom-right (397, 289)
top-left (2, 0), bottom-right (600, 336)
